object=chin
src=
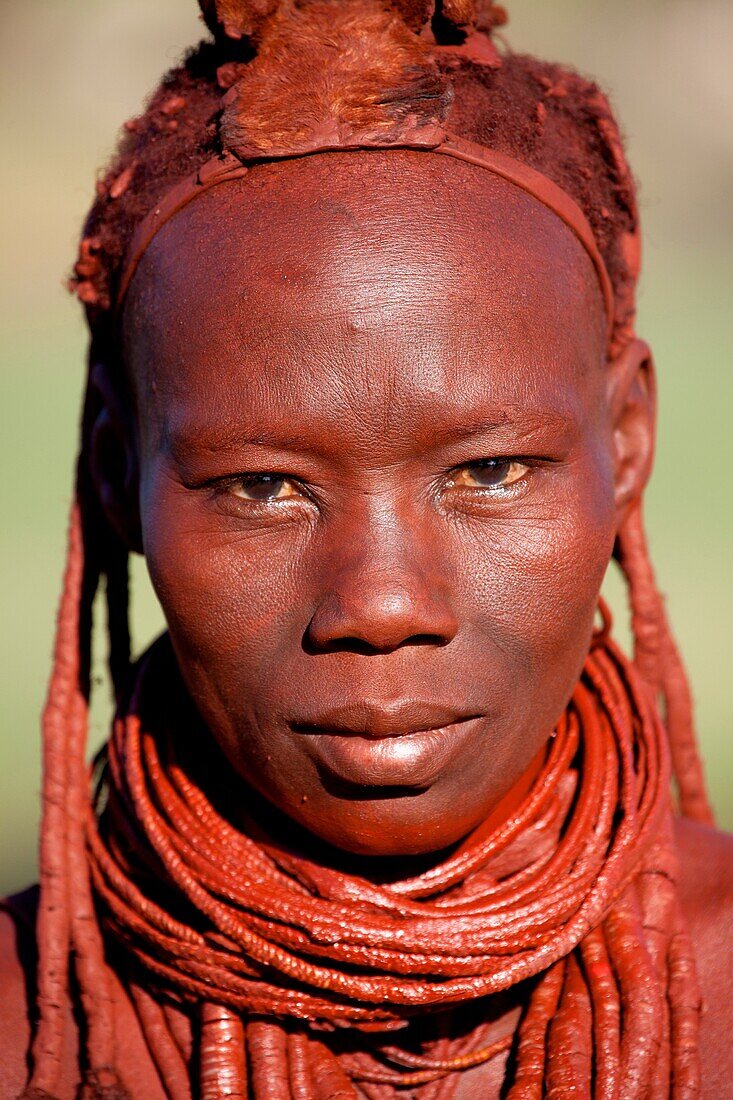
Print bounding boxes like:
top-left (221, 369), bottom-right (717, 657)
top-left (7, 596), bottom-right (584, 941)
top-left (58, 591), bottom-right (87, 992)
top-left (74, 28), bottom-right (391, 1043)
top-left (287, 788), bottom-right (481, 859)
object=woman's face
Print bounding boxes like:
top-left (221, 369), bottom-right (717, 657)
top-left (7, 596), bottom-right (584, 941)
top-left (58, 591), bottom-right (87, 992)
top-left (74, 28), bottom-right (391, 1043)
top-left (116, 151), bottom-right (642, 857)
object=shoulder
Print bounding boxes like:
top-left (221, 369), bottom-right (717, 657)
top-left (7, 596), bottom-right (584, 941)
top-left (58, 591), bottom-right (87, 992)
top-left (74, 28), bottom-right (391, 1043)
top-left (675, 816), bottom-right (733, 910)
top-left (0, 888), bottom-right (166, 1100)
top-left (0, 888), bottom-right (50, 1098)
top-left (674, 818), bottom-right (733, 1099)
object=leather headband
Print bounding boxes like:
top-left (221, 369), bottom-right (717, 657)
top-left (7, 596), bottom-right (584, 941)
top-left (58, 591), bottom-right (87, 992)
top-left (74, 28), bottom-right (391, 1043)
top-left (116, 132), bottom-right (615, 346)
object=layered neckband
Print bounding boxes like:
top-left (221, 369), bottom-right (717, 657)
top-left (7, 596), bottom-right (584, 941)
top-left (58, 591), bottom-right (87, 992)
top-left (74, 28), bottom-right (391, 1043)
top-left (90, 627), bottom-right (668, 1029)
top-left (115, 131), bottom-right (615, 349)
top-left (80, 621), bottom-right (702, 1097)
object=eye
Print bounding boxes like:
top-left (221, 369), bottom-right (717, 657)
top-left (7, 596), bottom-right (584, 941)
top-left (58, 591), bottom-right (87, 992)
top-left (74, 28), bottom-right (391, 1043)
top-left (228, 473), bottom-right (304, 502)
top-left (446, 458), bottom-right (530, 493)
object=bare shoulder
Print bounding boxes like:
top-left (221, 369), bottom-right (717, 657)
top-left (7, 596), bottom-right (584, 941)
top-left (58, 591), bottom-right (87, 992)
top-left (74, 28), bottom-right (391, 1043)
top-left (0, 890), bottom-right (168, 1100)
top-left (0, 890), bottom-right (82, 1099)
top-left (0, 896), bottom-right (37, 1099)
top-left (674, 818), bottom-right (733, 1098)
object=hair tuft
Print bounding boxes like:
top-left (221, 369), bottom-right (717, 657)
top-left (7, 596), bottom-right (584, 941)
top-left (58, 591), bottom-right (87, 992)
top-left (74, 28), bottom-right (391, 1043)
top-left (220, 0), bottom-right (452, 159)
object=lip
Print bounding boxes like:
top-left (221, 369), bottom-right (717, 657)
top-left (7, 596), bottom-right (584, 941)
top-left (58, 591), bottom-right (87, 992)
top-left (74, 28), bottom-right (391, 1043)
top-left (292, 700), bottom-right (479, 740)
top-left (292, 703), bottom-right (485, 789)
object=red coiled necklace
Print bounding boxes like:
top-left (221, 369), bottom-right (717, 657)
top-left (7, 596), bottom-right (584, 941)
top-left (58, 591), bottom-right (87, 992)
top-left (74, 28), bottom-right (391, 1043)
top-left (77, 605), bottom-right (700, 1099)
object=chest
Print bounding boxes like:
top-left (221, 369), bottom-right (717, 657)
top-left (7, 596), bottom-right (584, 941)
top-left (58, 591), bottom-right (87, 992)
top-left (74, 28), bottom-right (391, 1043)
top-left (111, 995), bottom-right (517, 1100)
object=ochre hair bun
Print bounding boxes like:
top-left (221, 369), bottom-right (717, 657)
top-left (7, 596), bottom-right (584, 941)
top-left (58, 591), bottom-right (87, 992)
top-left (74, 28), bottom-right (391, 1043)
top-left (218, 0), bottom-right (454, 160)
top-left (198, 0), bottom-right (511, 162)
top-left (198, 0), bottom-right (279, 42)
top-left (198, 0), bottom-right (508, 44)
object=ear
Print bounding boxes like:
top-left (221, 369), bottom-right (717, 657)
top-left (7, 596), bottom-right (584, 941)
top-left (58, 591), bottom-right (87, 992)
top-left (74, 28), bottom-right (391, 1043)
top-left (606, 337), bottom-right (657, 523)
top-left (88, 359), bottom-right (143, 553)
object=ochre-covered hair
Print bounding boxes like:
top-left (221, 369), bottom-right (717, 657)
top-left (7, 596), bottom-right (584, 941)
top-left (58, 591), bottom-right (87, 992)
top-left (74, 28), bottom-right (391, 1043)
top-left (25, 2), bottom-right (713, 1098)
top-left (73, 0), bottom-right (638, 346)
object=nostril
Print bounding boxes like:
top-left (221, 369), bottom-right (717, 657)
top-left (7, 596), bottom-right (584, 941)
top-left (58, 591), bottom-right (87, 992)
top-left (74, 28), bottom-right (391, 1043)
top-left (304, 586), bottom-right (458, 655)
top-left (401, 632), bottom-right (452, 649)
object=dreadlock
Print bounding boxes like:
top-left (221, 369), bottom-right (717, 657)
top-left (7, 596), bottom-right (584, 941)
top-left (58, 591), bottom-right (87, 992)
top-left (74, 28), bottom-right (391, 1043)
top-left (25, 1), bottom-right (714, 1097)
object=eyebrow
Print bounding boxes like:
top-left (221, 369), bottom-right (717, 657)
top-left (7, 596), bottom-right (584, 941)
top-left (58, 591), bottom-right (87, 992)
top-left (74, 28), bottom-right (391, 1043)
top-left (164, 404), bottom-right (575, 466)
top-left (424, 406), bottom-right (574, 447)
top-left (165, 424), bottom-right (317, 460)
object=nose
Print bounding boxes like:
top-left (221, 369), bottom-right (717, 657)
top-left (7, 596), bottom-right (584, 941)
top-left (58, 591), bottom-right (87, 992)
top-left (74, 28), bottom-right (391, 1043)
top-left (305, 523), bottom-right (459, 654)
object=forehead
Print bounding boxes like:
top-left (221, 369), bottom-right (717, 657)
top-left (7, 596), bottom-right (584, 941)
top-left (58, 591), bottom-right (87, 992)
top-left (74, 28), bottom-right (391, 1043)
top-left (123, 150), bottom-right (607, 433)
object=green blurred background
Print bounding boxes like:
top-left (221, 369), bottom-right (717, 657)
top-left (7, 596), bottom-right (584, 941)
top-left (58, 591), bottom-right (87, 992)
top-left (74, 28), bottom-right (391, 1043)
top-left (1, 0), bottom-right (732, 897)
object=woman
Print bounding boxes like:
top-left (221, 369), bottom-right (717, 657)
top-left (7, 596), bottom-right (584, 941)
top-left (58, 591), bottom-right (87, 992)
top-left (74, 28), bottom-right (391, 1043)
top-left (2, 0), bottom-right (732, 1096)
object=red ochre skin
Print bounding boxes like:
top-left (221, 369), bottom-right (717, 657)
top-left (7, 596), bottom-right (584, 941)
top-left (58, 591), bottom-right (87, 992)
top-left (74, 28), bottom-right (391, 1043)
top-left (2, 150), bottom-right (733, 1097)
top-left (111, 151), bottom-right (623, 859)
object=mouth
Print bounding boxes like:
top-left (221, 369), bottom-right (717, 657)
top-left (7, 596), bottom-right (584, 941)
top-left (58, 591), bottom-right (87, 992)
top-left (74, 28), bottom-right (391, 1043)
top-left (292, 702), bottom-right (485, 789)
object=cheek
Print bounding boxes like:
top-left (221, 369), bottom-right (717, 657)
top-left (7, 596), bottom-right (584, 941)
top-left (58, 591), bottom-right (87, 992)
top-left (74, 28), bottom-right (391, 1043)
top-left (461, 454), bottom-right (617, 701)
top-left (139, 469), bottom-right (310, 712)
top-left (139, 486), bottom-right (319, 808)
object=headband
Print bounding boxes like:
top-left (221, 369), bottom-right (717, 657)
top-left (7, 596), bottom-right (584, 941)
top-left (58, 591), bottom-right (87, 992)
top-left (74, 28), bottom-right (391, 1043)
top-left (116, 131), bottom-right (615, 346)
